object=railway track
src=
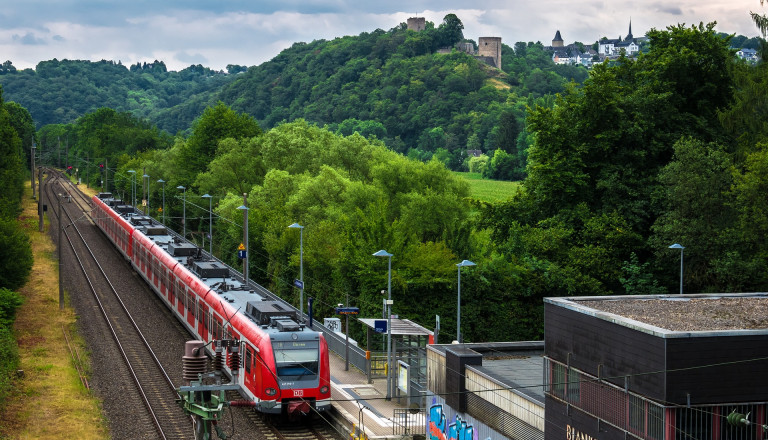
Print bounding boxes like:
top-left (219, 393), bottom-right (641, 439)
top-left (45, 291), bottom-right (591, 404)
top-left (43, 169), bottom-right (346, 440)
top-left (226, 391), bottom-right (340, 440)
top-left (43, 170), bottom-right (192, 440)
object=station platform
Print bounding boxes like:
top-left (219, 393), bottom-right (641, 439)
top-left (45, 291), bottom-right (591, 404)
top-left (326, 350), bottom-right (423, 439)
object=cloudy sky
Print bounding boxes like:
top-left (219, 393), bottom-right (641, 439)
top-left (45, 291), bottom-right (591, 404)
top-left (0, 1), bottom-right (761, 72)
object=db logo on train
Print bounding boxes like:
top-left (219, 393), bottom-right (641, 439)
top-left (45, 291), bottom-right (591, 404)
top-left (293, 390), bottom-right (304, 397)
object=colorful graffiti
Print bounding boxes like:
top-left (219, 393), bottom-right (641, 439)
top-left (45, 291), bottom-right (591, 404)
top-left (428, 402), bottom-right (492, 440)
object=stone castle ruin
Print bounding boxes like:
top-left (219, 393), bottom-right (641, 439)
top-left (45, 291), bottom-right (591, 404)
top-left (407, 17), bottom-right (426, 32)
top-left (407, 17), bottom-right (502, 69)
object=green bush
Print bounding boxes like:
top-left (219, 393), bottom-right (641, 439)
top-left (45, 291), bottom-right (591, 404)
top-left (0, 288), bottom-right (23, 328)
top-left (0, 218), bottom-right (33, 291)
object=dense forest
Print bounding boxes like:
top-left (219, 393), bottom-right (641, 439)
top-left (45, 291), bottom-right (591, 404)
top-left (0, 87), bottom-right (34, 403)
top-left (2, 13), bottom-right (768, 344)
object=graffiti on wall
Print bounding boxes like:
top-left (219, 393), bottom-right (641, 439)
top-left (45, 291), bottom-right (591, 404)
top-left (428, 402), bottom-right (493, 440)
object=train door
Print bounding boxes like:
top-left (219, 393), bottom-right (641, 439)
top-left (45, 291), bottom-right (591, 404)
top-left (176, 280), bottom-right (186, 316)
top-left (197, 302), bottom-right (208, 341)
top-left (151, 257), bottom-right (159, 288)
top-left (160, 268), bottom-right (167, 297)
top-left (186, 291), bottom-right (195, 328)
top-left (167, 274), bottom-right (175, 307)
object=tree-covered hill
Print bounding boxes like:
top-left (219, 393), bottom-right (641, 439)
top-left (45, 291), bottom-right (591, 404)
top-left (0, 15), bottom-right (590, 177)
top-left (0, 59), bottom-right (240, 132)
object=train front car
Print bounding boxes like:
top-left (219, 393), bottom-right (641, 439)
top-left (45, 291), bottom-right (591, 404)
top-left (241, 301), bottom-right (331, 417)
top-left (91, 192), bottom-right (331, 419)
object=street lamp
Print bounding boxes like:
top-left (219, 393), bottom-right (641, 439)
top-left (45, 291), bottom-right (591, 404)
top-left (157, 179), bottom-right (165, 225)
top-left (127, 170), bottom-right (136, 207)
top-left (372, 249), bottom-right (393, 400)
top-left (669, 243), bottom-right (685, 295)
top-left (177, 185), bottom-right (186, 237)
top-left (456, 259), bottom-right (476, 343)
top-left (202, 194), bottom-right (213, 258)
top-left (288, 223), bottom-right (305, 320)
top-left (143, 174), bottom-right (150, 215)
top-left (237, 200), bottom-right (249, 285)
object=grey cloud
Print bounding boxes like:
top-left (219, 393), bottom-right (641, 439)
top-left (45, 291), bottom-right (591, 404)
top-left (175, 51), bottom-right (209, 65)
top-left (53, 35), bottom-right (65, 42)
top-left (12, 32), bottom-right (47, 45)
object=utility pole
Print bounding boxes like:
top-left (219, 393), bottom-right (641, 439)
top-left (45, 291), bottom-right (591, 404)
top-left (243, 193), bottom-right (248, 284)
top-left (31, 143), bottom-right (36, 199)
top-left (58, 192), bottom-right (64, 310)
top-left (104, 158), bottom-right (108, 193)
top-left (38, 167), bottom-right (44, 232)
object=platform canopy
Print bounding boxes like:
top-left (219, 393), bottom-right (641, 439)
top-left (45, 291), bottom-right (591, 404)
top-left (358, 318), bottom-right (433, 337)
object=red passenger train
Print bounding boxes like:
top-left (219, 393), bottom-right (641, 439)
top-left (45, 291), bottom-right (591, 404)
top-left (91, 193), bottom-right (331, 416)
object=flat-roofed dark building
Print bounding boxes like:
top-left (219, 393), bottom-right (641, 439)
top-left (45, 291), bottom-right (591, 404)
top-left (544, 293), bottom-right (768, 440)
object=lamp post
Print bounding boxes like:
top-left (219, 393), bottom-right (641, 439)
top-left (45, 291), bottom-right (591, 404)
top-left (127, 169), bottom-right (136, 207)
top-left (157, 179), bottom-right (165, 225)
top-left (456, 259), bottom-right (476, 343)
top-left (177, 185), bottom-right (186, 237)
top-left (143, 174), bottom-right (150, 215)
top-left (237, 197), bottom-right (249, 285)
top-left (373, 249), bottom-right (393, 400)
top-left (202, 194), bottom-right (213, 258)
top-left (288, 223), bottom-right (305, 320)
top-left (669, 243), bottom-right (685, 295)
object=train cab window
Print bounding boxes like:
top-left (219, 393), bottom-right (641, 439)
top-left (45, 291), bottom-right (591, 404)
top-left (272, 340), bottom-right (319, 380)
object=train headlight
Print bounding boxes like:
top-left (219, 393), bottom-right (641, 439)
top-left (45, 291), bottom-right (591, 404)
top-left (265, 387), bottom-right (277, 396)
top-left (320, 385), bottom-right (329, 395)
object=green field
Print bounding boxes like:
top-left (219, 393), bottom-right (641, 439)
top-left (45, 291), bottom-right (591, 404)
top-left (455, 172), bottom-right (520, 203)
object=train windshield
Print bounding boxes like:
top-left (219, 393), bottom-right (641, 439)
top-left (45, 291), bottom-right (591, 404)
top-left (272, 340), bottom-right (319, 379)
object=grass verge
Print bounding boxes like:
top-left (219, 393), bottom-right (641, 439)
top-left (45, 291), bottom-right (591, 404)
top-left (0, 180), bottom-right (109, 440)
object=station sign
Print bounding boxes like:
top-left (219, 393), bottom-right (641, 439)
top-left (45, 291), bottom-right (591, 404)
top-left (237, 250), bottom-right (247, 259)
top-left (374, 320), bottom-right (387, 333)
top-left (293, 279), bottom-right (304, 289)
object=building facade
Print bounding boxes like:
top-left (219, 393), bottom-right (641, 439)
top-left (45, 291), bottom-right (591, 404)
top-left (544, 293), bottom-right (768, 440)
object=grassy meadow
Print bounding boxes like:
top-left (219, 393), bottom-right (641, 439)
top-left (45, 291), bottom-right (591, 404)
top-left (455, 172), bottom-right (520, 203)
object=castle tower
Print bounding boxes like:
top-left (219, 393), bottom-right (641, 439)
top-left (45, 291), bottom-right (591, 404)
top-left (407, 17), bottom-right (426, 32)
top-left (552, 30), bottom-right (564, 48)
top-left (478, 36), bottom-right (502, 69)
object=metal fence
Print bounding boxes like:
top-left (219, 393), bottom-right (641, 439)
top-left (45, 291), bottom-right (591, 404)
top-left (393, 407), bottom-right (426, 437)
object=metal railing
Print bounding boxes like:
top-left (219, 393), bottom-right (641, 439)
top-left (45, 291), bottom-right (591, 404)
top-left (393, 407), bottom-right (426, 436)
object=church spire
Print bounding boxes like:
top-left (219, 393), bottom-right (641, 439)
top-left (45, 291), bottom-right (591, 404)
top-left (626, 19), bottom-right (633, 41)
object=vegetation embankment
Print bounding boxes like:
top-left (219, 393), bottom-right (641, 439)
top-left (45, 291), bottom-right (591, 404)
top-left (0, 185), bottom-right (108, 439)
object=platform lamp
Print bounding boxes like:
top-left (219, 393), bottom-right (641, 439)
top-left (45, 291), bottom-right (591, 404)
top-left (669, 243), bottom-right (684, 295)
top-left (456, 259), bottom-right (476, 343)
top-left (372, 249), bottom-right (393, 400)
top-left (143, 174), bottom-right (150, 215)
top-left (177, 185), bottom-right (186, 238)
top-left (237, 201), bottom-right (249, 285)
top-left (157, 179), bottom-right (165, 225)
top-left (127, 169), bottom-right (136, 207)
top-left (202, 194), bottom-right (213, 257)
top-left (288, 223), bottom-right (304, 320)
